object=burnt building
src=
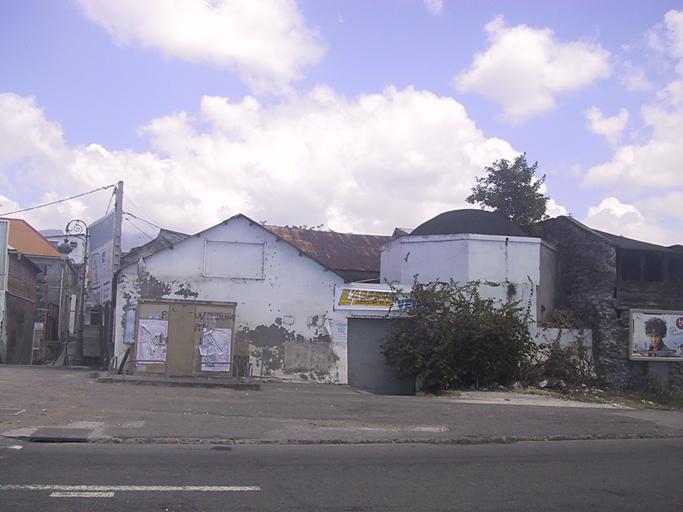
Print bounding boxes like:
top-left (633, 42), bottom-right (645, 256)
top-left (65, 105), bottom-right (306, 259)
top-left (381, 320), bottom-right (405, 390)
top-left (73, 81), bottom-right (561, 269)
top-left (540, 216), bottom-right (683, 390)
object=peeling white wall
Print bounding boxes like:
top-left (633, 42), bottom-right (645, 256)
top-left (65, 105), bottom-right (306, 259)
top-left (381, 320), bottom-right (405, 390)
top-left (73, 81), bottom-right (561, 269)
top-left (114, 216), bottom-right (349, 383)
top-left (381, 233), bottom-right (542, 322)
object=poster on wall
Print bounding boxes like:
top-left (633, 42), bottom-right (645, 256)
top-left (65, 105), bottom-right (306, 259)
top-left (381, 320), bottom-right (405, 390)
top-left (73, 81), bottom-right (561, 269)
top-left (199, 327), bottom-right (232, 372)
top-left (630, 309), bottom-right (683, 361)
top-left (136, 318), bottom-right (168, 363)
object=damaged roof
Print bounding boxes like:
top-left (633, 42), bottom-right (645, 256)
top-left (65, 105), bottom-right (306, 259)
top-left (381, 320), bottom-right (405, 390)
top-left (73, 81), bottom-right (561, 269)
top-left (121, 228), bottom-right (190, 268)
top-left (263, 225), bottom-right (391, 282)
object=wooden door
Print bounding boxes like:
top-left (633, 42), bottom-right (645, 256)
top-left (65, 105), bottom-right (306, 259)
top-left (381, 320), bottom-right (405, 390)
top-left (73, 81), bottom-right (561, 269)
top-left (166, 302), bottom-right (196, 377)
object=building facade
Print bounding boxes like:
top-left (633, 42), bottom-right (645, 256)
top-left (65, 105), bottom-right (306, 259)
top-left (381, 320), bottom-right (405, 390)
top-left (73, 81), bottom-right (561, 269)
top-left (113, 214), bottom-right (389, 382)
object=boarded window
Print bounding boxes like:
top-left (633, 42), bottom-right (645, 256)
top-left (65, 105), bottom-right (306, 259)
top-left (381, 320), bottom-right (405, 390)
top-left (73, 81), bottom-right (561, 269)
top-left (203, 241), bottom-right (264, 279)
top-left (642, 254), bottom-right (663, 282)
top-left (620, 252), bottom-right (641, 281)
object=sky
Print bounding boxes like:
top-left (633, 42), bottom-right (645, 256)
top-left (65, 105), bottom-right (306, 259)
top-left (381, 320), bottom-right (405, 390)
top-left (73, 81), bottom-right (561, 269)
top-left (1, 0), bottom-right (683, 249)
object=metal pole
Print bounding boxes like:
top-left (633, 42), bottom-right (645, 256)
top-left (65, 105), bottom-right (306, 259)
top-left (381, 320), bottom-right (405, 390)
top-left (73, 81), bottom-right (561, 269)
top-left (62, 220), bottom-right (89, 366)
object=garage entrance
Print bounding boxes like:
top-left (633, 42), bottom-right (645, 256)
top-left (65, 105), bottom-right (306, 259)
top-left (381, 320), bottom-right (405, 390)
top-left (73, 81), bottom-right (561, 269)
top-left (347, 317), bottom-right (415, 395)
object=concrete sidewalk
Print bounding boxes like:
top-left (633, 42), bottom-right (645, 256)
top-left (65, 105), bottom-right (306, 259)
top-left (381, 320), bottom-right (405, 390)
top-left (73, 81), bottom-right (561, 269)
top-left (0, 366), bottom-right (681, 445)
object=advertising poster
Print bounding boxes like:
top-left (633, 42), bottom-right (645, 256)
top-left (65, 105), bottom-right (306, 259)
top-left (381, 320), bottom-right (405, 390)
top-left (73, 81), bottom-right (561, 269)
top-left (631, 309), bottom-right (683, 361)
top-left (135, 318), bottom-right (168, 363)
top-left (334, 285), bottom-right (413, 312)
top-left (88, 212), bottom-right (115, 305)
top-left (199, 327), bottom-right (232, 372)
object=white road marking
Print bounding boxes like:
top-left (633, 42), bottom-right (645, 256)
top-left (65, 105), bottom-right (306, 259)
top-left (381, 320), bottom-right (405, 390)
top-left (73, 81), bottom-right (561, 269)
top-left (0, 484), bottom-right (260, 492)
top-left (50, 492), bottom-right (114, 498)
top-left (8, 445), bottom-right (23, 450)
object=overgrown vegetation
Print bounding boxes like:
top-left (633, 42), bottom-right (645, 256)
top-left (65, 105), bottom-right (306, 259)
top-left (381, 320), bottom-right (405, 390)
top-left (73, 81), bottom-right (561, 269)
top-left (382, 280), bottom-right (537, 392)
top-left (535, 309), bottom-right (595, 387)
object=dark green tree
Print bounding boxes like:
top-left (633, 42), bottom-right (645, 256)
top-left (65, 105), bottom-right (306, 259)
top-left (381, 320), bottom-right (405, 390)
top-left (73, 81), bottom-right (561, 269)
top-left (466, 154), bottom-right (549, 230)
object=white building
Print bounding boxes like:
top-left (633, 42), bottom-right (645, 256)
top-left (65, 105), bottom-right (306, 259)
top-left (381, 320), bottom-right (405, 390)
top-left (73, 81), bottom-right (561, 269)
top-left (381, 209), bottom-right (556, 324)
top-left (113, 214), bottom-right (389, 383)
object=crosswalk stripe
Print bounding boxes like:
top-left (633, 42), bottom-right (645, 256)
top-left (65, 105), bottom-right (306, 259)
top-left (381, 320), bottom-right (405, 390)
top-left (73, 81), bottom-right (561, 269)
top-left (0, 484), bottom-right (260, 492)
top-left (50, 492), bottom-right (115, 498)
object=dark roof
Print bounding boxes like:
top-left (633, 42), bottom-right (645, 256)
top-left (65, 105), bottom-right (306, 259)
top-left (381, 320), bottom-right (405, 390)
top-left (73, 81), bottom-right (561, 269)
top-left (540, 216), bottom-right (679, 254)
top-left (592, 229), bottom-right (675, 253)
top-left (263, 225), bottom-right (391, 282)
top-left (121, 228), bottom-right (190, 268)
top-left (411, 209), bottom-right (526, 237)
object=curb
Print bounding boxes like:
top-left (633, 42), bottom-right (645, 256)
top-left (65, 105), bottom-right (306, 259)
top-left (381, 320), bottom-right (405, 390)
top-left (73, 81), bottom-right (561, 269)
top-left (10, 432), bottom-right (681, 446)
top-left (95, 376), bottom-right (260, 390)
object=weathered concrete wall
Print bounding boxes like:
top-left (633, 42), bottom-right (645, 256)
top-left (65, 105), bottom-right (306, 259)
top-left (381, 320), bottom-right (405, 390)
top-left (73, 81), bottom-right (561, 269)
top-left (538, 242), bottom-right (556, 324)
top-left (114, 216), bottom-right (349, 383)
top-left (541, 217), bottom-right (683, 391)
top-left (381, 233), bottom-right (542, 323)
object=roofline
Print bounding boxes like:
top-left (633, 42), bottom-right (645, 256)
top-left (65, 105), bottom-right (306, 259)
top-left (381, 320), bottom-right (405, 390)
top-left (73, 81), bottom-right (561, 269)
top-left (540, 215), bottom-right (675, 253)
top-left (119, 213), bottom-right (350, 280)
top-left (0, 216), bottom-right (61, 257)
top-left (539, 215), bottom-right (614, 245)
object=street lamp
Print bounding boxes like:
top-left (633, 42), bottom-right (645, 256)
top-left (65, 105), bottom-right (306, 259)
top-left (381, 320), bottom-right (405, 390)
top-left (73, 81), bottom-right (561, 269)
top-left (60, 219), bottom-right (89, 366)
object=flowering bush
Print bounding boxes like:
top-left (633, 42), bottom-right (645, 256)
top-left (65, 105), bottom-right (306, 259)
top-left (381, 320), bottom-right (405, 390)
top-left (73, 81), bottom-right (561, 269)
top-left (382, 280), bottom-right (537, 392)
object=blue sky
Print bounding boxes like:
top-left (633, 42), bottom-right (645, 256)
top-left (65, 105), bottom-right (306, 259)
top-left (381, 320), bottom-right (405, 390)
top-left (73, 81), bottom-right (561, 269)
top-left (1, 0), bottom-right (683, 248)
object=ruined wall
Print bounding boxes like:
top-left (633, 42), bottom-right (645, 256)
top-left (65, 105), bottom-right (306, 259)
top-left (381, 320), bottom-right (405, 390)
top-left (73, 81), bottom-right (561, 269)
top-left (114, 215), bottom-right (349, 383)
top-left (541, 218), bottom-right (683, 391)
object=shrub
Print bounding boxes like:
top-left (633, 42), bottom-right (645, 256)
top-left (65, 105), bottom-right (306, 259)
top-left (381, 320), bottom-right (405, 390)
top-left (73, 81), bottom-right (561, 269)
top-left (382, 280), bottom-right (537, 392)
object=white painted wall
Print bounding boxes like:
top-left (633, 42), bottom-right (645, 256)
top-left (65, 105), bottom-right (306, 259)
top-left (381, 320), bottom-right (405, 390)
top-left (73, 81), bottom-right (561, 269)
top-left (381, 233), bottom-right (542, 323)
top-left (114, 215), bottom-right (349, 383)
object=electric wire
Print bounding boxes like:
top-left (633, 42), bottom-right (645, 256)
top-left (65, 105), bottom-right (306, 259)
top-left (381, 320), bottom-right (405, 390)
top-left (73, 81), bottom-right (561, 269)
top-left (126, 196), bottom-right (162, 228)
top-left (0, 185), bottom-right (116, 216)
top-left (123, 211), bottom-right (163, 231)
top-left (104, 187), bottom-right (116, 215)
top-left (123, 216), bottom-right (155, 241)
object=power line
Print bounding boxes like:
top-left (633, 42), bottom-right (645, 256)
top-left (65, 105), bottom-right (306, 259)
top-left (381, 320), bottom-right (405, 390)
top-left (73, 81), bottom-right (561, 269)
top-left (105, 187), bottom-right (116, 215)
top-left (126, 196), bottom-right (162, 228)
top-left (123, 211), bottom-right (162, 230)
top-left (123, 216), bottom-right (155, 241)
top-left (0, 185), bottom-right (116, 216)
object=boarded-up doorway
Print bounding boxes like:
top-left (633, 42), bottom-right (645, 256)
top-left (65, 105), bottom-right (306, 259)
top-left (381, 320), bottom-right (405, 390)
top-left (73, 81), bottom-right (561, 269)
top-left (134, 300), bottom-right (236, 377)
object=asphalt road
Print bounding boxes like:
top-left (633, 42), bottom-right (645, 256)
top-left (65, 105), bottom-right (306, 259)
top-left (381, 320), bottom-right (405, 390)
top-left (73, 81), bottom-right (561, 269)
top-left (0, 439), bottom-right (681, 511)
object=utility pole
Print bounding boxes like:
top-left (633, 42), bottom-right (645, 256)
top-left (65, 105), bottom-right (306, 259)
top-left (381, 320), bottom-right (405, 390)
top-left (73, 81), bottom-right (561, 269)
top-left (113, 181), bottom-right (123, 274)
top-left (104, 181), bottom-right (123, 368)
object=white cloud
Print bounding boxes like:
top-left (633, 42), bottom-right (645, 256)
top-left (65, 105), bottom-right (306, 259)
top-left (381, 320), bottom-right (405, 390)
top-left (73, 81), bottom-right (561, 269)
top-left (583, 197), bottom-right (672, 245)
top-left (456, 15), bottom-right (611, 123)
top-left (584, 106), bottom-right (629, 145)
top-left (664, 9), bottom-right (683, 66)
top-left (583, 78), bottom-right (683, 189)
top-left (77, 0), bottom-right (325, 93)
top-left (0, 93), bottom-right (68, 168)
top-left (620, 61), bottom-right (654, 92)
top-left (423, 0), bottom-right (443, 16)
top-left (0, 88), bottom-right (524, 240)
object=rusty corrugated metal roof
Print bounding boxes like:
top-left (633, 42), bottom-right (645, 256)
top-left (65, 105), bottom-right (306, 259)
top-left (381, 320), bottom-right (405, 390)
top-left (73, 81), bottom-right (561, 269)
top-left (1, 217), bottom-right (61, 257)
top-left (264, 225), bottom-right (391, 280)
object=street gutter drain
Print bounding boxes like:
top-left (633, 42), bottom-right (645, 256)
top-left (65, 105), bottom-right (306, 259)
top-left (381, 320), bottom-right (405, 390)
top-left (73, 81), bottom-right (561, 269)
top-left (0, 408), bottom-right (25, 416)
top-left (27, 428), bottom-right (91, 443)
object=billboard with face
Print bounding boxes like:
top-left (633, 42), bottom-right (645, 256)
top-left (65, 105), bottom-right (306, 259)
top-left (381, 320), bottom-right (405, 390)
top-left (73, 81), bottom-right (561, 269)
top-left (630, 309), bottom-right (683, 362)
